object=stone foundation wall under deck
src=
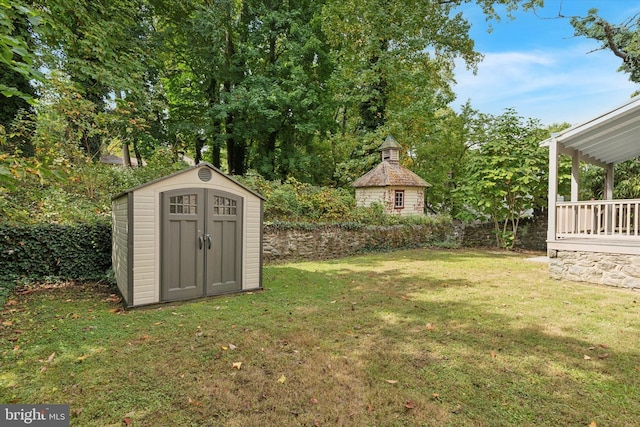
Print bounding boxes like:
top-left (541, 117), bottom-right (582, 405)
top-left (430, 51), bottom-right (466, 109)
top-left (548, 250), bottom-right (640, 289)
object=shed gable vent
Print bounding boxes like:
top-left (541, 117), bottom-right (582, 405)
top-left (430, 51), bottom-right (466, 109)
top-left (198, 168), bottom-right (212, 182)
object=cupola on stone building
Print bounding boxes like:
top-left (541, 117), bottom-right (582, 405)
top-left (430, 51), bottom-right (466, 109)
top-left (352, 135), bottom-right (430, 216)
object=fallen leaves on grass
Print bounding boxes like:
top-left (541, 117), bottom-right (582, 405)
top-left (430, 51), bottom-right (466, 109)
top-left (103, 294), bottom-right (122, 304)
top-left (277, 374), bottom-right (286, 383)
top-left (232, 362), bottom-right (242, 370)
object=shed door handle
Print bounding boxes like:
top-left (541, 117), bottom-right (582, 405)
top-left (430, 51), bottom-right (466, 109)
top-left (198, 235), bottom-right (204, 250)
top-left (206, 234), bottom-right (212, 250)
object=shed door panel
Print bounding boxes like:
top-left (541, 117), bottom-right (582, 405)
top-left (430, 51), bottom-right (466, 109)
top-left (206, 191), bottom-right (242, 295)
top-left (161, 189), bottom-right (205, 301)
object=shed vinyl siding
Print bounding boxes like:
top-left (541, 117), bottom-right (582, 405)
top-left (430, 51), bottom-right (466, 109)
top-left (112, 195), bottom-right (130, 304)
top-left (132, 191), bottom-right (157, 306)
top-left (243, 197), bottom-right (263, 290)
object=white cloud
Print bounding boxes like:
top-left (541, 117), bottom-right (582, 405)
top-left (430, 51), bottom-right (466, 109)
top-left (452, 44), bottom-right (638, 126)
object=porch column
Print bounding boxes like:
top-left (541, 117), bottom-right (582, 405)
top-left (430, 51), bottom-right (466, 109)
top-left (571, 154), bottom-right (580, 202)
top-left (547, 135), bottom-right (559, 242)
top-left (605, 163), bottom-right (614, 200)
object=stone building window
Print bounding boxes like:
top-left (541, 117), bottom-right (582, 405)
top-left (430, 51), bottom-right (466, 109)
top-left (394, 190), bottom-right (404, 209)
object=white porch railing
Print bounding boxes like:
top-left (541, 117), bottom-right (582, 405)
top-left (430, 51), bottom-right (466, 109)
top-left (556, 199), bottom-right (640, 239)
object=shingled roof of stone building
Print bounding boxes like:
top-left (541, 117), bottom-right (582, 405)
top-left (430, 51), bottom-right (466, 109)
top-left (351, 161), bottom-right (430, 188)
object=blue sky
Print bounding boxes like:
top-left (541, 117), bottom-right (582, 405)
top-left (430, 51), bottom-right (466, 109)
top-left (452, 0), bottom-right (640, 126)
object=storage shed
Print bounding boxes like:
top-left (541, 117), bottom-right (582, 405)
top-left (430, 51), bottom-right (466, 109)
top-left (111, 162), bottom-right (264, 307)
top-left (352, 135), bottom-right (430, 216)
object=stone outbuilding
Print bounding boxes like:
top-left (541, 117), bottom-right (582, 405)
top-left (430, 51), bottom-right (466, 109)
top-left (352, 135), bottom-right (430, 216)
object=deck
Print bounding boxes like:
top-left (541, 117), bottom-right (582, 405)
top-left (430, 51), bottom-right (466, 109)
top-left (548, 199), bottom-right (640, 255)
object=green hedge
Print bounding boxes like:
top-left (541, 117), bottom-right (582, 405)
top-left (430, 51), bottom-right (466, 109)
top-left (0, 223), bottom-right (112, 281)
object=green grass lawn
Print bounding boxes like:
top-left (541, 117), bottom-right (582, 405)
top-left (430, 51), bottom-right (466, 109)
top-left (1, 249), bottom-right (639, 426)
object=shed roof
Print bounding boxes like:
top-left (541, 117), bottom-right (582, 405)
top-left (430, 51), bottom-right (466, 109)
top-left (112, 162), bottom-right (266, 201)
top-left (541, 95), bottom-right (640, 166)
top-left (352, 161), bottom-right (430, 188)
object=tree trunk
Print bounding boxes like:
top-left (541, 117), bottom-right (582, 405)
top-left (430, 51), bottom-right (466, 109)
top-left (122, 142), bottom-right (132, 167)
top-left (195, 134), bottom-right (204, 165)
top-left (133, 140), bottom-right (143, 167)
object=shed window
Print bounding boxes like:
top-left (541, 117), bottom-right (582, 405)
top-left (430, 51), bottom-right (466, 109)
top-left (213, 196), bottom-right (237, 216)
top-left (169, 194), bottom-right (197, 214)
top-left (394, 190), bottom-right (404, 209)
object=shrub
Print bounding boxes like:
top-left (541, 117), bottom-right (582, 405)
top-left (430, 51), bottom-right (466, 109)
top-left (0, 223), bottom-right (112, 281)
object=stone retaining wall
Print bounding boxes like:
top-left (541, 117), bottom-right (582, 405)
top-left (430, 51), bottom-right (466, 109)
top-left (262, 214), bottom-right (548, 263)
top-left (262, 222), bottom-right (458, 262)
top-left (549, 250), bottom-right (640, 289)
top-left (460, 213), bottom-right (548, 251)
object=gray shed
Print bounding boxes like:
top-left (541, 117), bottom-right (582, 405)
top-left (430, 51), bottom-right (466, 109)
top-left (111, 162), bottom-right (264, 307)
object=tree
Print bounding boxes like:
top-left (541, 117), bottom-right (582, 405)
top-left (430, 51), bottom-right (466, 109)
top-left (0, 0), bottom-right (43, 103)
top-left (410, 103), bottom-right (476, 215)
top-left (32, 0), bottom-right (158, 159)
top-left (571, 9), bottom-right (640, 84)
top-left (322, 0), bottom-right (543, 185)
top-left (153, 0), bottom-right (335, 179)
top-left (457, 108), bottom-right (548, 248)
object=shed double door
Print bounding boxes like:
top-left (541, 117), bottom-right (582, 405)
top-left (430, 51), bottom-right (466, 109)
top-left (161, 188), bottom-right (242, 301)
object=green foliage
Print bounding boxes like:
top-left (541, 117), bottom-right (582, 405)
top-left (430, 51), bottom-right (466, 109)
top-left (236, 175), bottom-right (448, 226)
top-left (0, 0), bottom-right (44, 102)
top-left (236, 175), bottom-right (355, 222)
top-left (456, 108), bottom-right (548, 248)
top-left (0, 147), bottom-right (188, 225)
top-left (571, 10), bottom-right (640, 84)
top-left (0, 222), bottom-right (111, 280)
top-left (580, 158), bottom-right (640, 200)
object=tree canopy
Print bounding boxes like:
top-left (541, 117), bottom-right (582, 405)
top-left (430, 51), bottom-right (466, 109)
top-left (4, 0), bottom-right (640, 231)
top-left (571, 8), bottom-right (640, 84)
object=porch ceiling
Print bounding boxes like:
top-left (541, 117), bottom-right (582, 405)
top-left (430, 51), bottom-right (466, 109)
top-left (542, 95), bottom-right (640, 166)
